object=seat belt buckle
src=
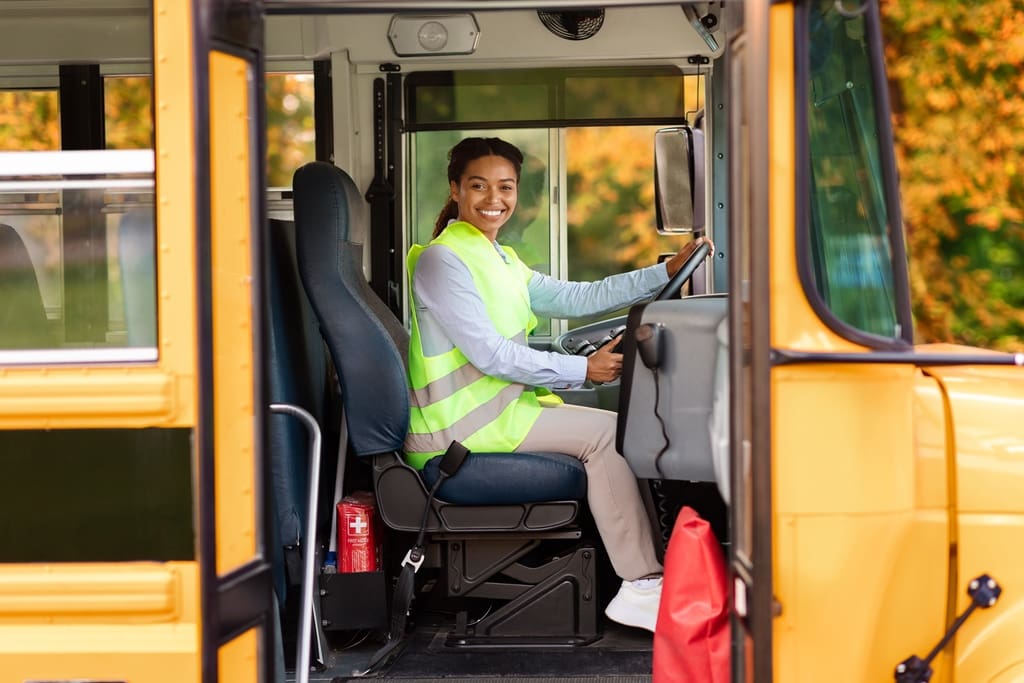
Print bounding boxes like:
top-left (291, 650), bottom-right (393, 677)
top-left (401, 547), bottom-right (425, 573)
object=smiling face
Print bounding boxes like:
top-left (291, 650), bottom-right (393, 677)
top-left (450, 154), bottom-right (519, 241)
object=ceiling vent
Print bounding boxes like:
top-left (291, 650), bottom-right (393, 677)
top-left (537, 9), bottom-right (605, 41)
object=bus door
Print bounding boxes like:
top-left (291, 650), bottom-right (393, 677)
top-left (186, 1), bottom-right (276, 680)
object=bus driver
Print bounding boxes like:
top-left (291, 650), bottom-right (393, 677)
top-left (404, 137), bottom-right (714, 632)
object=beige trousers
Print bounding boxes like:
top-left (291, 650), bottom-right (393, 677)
top-left (516, 403), bottom-right (663, 581)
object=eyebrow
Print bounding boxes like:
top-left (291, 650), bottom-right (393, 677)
top-left (467, 175), bottom-right (517, 183)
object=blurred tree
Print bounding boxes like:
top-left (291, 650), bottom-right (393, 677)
top-left (0, 91), bottom-right (59, 150)
top-left (106, 77), bottom-right (152, 149)
top-left (566, 125), bottom-right (666, 283)
top-left (266, 73), bottom-right (315, 188)
top-left (881, 0), bottom-right (1024, 351)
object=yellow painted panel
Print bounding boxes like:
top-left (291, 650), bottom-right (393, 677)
top-left (773, 363), bottom-right (920, 516)
top-left (154, 0), bottom-right (198, 427)
top-left (774, 513), bottom-right (948, 683)
top-left (0, 367), bottom-right (177, 428)
top-left (955, 514), bottom-right (1024, 682)
top-left (209, 50), bottom-right (257, 574)
top-left (220, 627), bottom-right (260, 683)
top-left (0, 561), bottom-right (199, 682)
top-left (0, 564), bottom-right (180, 621)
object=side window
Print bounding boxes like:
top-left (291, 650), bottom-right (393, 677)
top-left (805, 4), bottom-right (900, 339)
top-left (0, 72), bottom-right (157, 358)
top-left (266, 71), bottom-right (315, 189)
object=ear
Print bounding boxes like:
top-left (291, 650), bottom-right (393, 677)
top-left (449, 180), bottom-right (459, 200)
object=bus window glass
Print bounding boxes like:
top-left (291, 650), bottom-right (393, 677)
top-left (566, 124), bottom-right (690, 327)
top-left (105, 76), bottom-right (153, 150)
top-left (0, 90), bottom-right (60, 150)
top-left (104, 76), bottom-right (155, 346)
top-left (266, 71), bottom-right (314, 189)
top-left (0, 72), bottom-right (156, 359)
top-left (805, 4), bottom-right (899, 338)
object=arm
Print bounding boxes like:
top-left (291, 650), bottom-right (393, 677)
top-left (527, 264), bottom-right (668, 319)
top-left (528, 236), bottom-right (716, 318)
top-left (414, 245), bottom-right (589, 390)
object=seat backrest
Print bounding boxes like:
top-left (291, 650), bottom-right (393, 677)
top-left (266, 218), bottom-right (328, 542)
top-left (0, 223), bottom-right (53, 349)
top-left (265, 216), bottom-right (330, 603)
top-left (291, 161), bottom-right (408, 458)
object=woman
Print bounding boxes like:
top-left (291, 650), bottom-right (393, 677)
top-left (405, 137), bottom-right (713, 632)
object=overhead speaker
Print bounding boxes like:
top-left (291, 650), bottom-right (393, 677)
top-left (537, 9), bottom-right (605, 41)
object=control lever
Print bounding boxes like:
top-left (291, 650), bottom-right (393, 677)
top-left (593, 325), bottom-right (627, 353)
top-left (567, 325), bottom-right (627, 357)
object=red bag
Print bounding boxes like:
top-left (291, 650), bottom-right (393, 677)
top-left (653, 506), bottom-right (730, 683)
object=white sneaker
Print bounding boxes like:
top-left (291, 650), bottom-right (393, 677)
top-left (604, 577), bottom-right (663, 632)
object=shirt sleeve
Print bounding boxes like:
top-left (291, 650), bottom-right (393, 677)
top-left (527, 262), bottom-right (669, 318)
top-left (413, 245), bottom-right (589, 390)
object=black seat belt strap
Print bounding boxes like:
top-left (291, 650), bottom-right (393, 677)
top-left (365, 441), bottom-right (470, 672)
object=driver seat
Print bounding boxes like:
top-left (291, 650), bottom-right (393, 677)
top-left (291, 161), bottom-right (599, 644)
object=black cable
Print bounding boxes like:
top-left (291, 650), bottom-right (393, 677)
top-left (652, 371), bottom-right (671, 478)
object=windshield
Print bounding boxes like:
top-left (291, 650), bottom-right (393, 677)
top-left (803, 1), bottom-right (904, 340)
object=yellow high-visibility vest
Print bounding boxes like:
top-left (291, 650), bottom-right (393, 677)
top-left (405, 221), bottom-right (560, 468)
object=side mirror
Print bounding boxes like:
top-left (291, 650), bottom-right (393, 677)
top-left (654, 126), bottom-right (705, 234)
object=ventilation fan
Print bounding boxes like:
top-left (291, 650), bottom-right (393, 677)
top-left (537, 9), bottom-right (605, 41)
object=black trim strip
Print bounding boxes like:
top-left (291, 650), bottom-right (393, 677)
top-left (217, 560), bottom-right (276, 645)
top-left (247, 15), bottom-right (275, 683)
top-left (191, 0), bottom-right (218, 679)
top-left (58, 64), bottom-right (105, 151)
top-left (772, 348), bottom-right (1024, 367)
top-left (406, 117), bottom-right (688, 133)
top-left (314, 58), bottom-right (335, 162)
top-left (793, 1), bottom-right (914, 350)
top-left (58, 64), bottom-right (109, 344)
top-left (742, 2), bottom-right (773, 680)
top-left (386, 71), bottom-right (404, 315)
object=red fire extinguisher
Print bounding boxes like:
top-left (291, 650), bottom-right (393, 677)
top-left (337, 491), bottom-right (379, 573)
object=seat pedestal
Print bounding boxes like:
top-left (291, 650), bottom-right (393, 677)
top-left (437, 533), bottom-right (599, 646)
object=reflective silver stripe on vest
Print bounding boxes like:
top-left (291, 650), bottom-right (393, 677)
top-left (411, 330), bottom-right (529, 407)
top-left (405, 382), bottom-right (527, 454)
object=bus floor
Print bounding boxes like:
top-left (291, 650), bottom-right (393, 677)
top-left (298, 619), bottom-right (654, 682)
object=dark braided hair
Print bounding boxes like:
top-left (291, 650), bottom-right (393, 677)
top-left (432, 137), bottom-right (524, 238)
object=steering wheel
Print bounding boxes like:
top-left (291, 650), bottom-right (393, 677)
top-left (654, 241), bottom-right (712, 300)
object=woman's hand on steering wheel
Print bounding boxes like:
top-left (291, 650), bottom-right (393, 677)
top-left (655, 236), bottom-right (716, 301)
top-left (585, 341), bottom-right (623, 384)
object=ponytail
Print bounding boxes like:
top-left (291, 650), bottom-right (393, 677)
top-left (432, 197), bottom-right (458, 239)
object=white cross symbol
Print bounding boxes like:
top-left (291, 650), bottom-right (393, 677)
top-left (349, 516), bottom-right (368, 535)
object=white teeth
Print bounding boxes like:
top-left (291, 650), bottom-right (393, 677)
top-left (480, 210), bottom-right (503, 217)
